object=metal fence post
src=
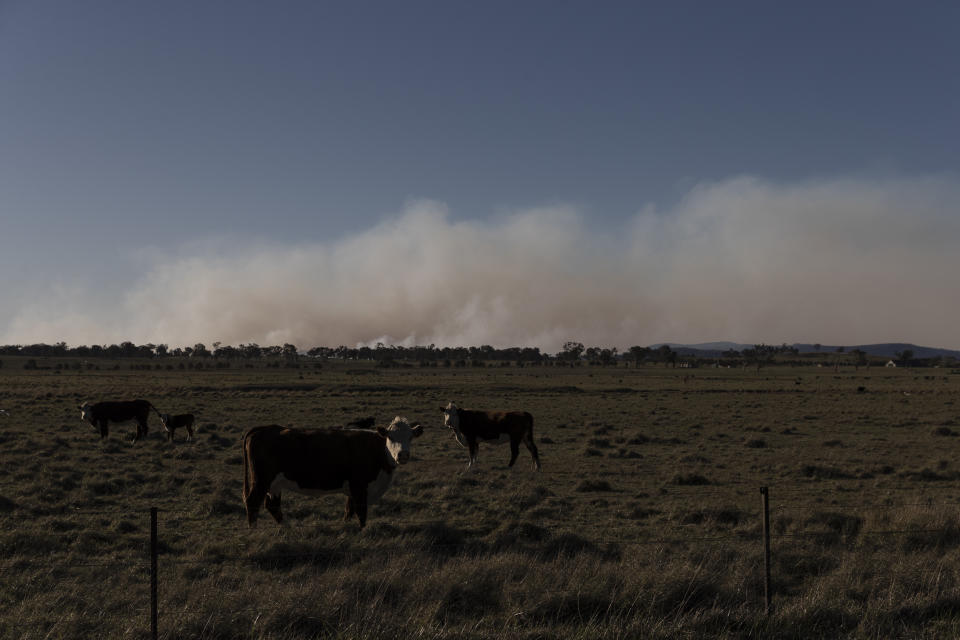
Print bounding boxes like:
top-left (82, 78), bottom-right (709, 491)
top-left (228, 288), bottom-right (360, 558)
top-left (151, 506), bottom-right (158, 640)
top-left (760, 486), bottom-right (771, 615)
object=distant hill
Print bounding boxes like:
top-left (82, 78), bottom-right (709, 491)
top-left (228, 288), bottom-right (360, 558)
top-left (650, 342), bottom-right (960, 359)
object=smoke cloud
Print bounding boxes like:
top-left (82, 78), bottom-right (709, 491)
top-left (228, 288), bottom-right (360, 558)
top-left (4, 175), bottom-right (959, 352)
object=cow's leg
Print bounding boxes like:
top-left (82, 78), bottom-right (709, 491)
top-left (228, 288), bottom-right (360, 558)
top-left (264, 492), bottom-right (283, 524)
top-left (467, 438), bottom-right (479, 469)
top-left (99, 419), bottom-right (109, 439)
top-left (349, 482), bottom-right (368, 528)
top-left (132, 419), bottom-right (147, 443)
top-left (508, 435), bottom-right (521, 467)
top-left (185, 424), bottom-right (193, 441)
top-left (524, 433), bottom-right (542, 471)
top-left (244, 480), bottom-right (268, 527)
top-left (344, 496), bottom-right (355, 521)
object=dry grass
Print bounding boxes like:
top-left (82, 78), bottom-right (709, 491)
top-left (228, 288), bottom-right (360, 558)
top-left (1, 358), bottom-right (960, 638)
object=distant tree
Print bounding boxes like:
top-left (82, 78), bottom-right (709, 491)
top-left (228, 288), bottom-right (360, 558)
top-left (599, 347), bottom-right (618, 366)
top-left (655, 345), bottom-right (674, 367)
top-left (896, 349), bottom-right (914, 366)
top-left (628, 346), bottom-right (649, 367)
top-left (192, 343), bottom-right (210, 358)
top-left (560, 341), bottom-right (585, 362)
top-left (281, 343), bottom-right (298, 361)
top-left (518, 347), bottom-right (543, 364)
top-left (214, 344), bottom-right (239, 359)
top-left (263, 345), bottom-right (282, 358)
top-left (745, 344), bottom-right (777, 370)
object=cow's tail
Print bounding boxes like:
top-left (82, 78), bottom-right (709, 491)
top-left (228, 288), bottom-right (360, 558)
top-left (241, 430), bottom-right (252, 504)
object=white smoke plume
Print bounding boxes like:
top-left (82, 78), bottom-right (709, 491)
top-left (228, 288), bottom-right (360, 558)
top-left (3, 175), bottom-right (959, 352)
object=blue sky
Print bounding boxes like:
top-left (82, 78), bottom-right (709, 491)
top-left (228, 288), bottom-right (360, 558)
top-left (1, 1), bottom-right (958, 350)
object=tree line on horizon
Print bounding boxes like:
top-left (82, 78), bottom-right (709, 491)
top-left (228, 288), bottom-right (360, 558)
top-left (0, 340), bottom-right (941, 368)
top-left (0, 340), bottom-right (589, 363)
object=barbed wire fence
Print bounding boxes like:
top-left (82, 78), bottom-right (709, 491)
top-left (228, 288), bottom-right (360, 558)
top-left (4, 485), bottom-right (960, 639)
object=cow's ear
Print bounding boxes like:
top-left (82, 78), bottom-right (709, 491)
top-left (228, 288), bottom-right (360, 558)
top-left (438, 406), bottom-right (445, 413)
top-left (412, 424), bottom-right (424, 438)
top-left (376, 426), bottom-right (388, 437)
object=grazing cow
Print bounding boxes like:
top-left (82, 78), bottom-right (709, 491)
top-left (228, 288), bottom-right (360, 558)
top-left (345, 416), bottom-right (376, 430)
top-left (241, 416), bottom-right (424, 528)
top-left (159, 413), bottom-right (195, 442)
top-left (329, 417), bottom-right (376, 431)
top-left (440, 402), bottom-right (541, 470)
top-left (79, 399), bottom-right (161, 442)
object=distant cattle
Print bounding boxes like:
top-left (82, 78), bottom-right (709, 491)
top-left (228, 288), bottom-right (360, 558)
top-left (159, 413), bottom-right (195, 442)
top-left (241, 416), bottom-right (424, 528)
top-left (440, 402), bottom-right (541, 470)
top-left (80, 399), bottom-right (161, 442)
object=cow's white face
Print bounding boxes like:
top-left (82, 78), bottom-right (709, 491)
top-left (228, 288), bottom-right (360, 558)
top-left (440, 402), bottom-right (466, 447)
top-left (79, 402), bottom-right (94, 425)
top-left (441, 402), bottom-right (460, 429)
top-left (377, 416), bottom-right (424, 465)
top-left (159, 413), bottom-right (170, 428)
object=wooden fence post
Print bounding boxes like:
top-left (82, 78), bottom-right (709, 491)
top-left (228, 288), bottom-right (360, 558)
top-left (151, 506), bottom-right (158, 640)
top-left (760, 486), bottom-right (771, 615)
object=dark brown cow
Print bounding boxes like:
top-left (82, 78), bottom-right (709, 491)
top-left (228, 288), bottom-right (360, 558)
top-left (241, 416), bottom-right (423, 528)
top-left (159, 413), bottom-right (195, 442)
top-left (440, 402), bottom-right (541, 470)
top-left (344, 416), bottom-right (376, 430)
top-left (80, 399), bottom-right (161, 442)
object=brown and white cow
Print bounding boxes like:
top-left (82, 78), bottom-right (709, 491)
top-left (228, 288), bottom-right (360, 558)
top-left (80, 399), bottom-right (161, 442)
top-left (159, 413), bottom-right (195, 442)
top-left (241, 416), bottom-right (424, 528)
top-left (440, 402), bottom-right (541, 470)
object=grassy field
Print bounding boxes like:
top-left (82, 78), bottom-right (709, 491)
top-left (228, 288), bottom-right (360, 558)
top-left (2, 358), bottom-right (960, 638)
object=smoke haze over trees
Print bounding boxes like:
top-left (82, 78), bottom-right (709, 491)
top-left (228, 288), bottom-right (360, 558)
top-left (2, 176), bottom-right (960, 353)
